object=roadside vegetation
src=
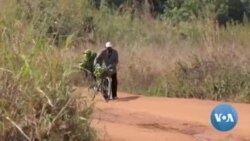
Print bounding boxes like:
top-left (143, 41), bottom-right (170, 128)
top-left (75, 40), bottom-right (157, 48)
top-left (1, 0), bottom-right (250, 139)
top-left (0, 0), bottom-right (96, 140)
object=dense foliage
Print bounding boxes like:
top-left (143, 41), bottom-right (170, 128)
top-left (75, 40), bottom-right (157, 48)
top-left (12, 0), bottom-right (250, 46)
top-left (91, 0), bottom-right (250, 23)
top-left (80, 49), bottom-right (97, 73)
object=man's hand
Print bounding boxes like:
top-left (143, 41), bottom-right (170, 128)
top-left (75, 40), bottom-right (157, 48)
top-left (107, 65), bottom-right (113, 69)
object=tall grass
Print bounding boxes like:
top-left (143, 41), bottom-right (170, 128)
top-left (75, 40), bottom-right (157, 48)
top-left (0, 46), bottom-right (96, 141)
top-left (0, 0), bottom-right (96, 140)
top-left (117, 19), bottom-right (250, 103)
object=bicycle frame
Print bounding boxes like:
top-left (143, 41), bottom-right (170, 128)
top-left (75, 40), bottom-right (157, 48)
top-left (83, 68), bottom-right (113, 101)
top-left (96, 76), bottom-right (112, 101)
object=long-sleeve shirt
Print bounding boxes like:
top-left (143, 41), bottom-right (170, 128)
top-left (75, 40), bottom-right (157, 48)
top-left (94, 48), bottom-right (119, 72)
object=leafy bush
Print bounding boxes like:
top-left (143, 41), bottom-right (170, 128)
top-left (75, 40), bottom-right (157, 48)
top-left (80, 49), bottom-right (97, 73)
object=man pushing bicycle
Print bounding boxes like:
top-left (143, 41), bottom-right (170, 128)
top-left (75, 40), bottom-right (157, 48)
top-left (94, 41), bottom-right (119, 100)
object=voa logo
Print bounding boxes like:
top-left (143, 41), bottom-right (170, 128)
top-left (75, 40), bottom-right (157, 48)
top-left (214, 113), bottom-right (234, 123)
top-left (210, 103), bottom-right (238, 132)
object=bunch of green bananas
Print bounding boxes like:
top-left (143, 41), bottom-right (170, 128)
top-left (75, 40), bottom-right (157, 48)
top-left (80, 49), bottom-right (97, 72)
top-left (93, 64), bottom-right (106, 79)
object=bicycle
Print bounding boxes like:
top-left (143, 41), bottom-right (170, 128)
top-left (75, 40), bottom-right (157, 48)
top-left (83, 68), bottom-right (113, 102)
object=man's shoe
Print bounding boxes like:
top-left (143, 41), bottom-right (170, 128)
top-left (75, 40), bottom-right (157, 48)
top-left (103, 94), bottom-right (109, 100)
top-left (108, 95), bottom-right (113, 100)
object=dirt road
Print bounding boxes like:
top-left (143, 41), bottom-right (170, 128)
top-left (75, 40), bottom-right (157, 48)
top-left (89, 91), bottom-right (250, 141)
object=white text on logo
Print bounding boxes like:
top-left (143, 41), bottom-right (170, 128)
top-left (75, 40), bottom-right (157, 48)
top-left (214, 113), bottom-right (234, 122)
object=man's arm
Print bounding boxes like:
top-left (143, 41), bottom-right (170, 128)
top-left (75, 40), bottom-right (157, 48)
top-left (108, 50), bottom-right (119, 69)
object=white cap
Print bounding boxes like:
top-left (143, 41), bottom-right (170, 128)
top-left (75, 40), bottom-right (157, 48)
top-left (105, 41), bottom-right (112, 48)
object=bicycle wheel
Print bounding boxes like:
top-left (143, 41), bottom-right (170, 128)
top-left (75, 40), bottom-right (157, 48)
top-left (101, 78), bottom-right (109, 101)
top-left (86, 85), bottom-right (97, 101)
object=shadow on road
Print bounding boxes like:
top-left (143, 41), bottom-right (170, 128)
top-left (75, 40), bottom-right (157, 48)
top-left (116, 96), bottom-right (140, 102)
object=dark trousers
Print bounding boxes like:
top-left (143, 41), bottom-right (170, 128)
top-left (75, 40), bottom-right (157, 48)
top-left (111, 73), bottom-right (118, 98)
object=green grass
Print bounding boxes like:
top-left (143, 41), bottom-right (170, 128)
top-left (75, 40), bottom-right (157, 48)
top-left (0, 42), bottom-right (96, 141)
top-left (0, 0), bottom-right (96, 140)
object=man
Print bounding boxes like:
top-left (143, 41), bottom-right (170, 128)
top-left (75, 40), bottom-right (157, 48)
top-left (94, 41), bottom-right (119, 100)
